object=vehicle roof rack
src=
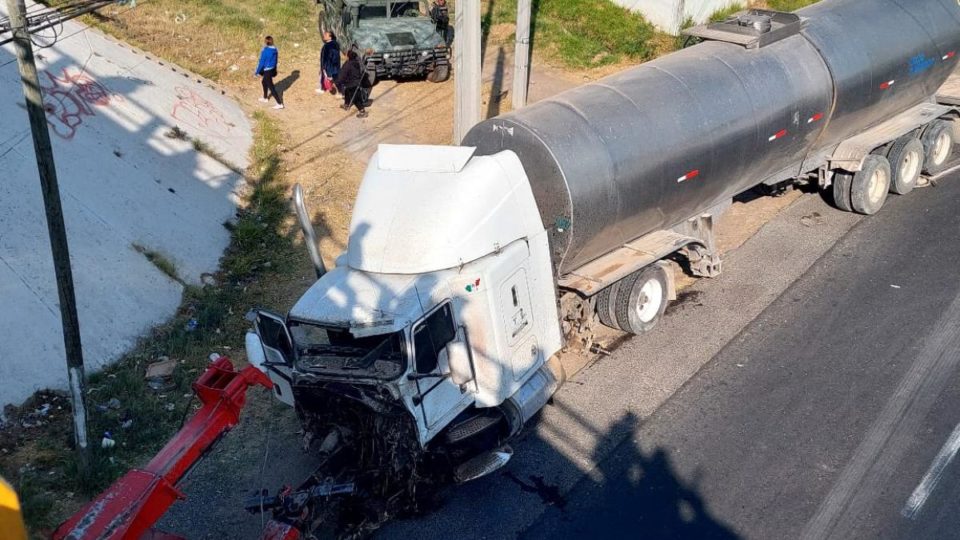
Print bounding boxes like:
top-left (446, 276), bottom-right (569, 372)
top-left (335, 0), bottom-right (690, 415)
top-left (682, 9), bottom-right (804, 49)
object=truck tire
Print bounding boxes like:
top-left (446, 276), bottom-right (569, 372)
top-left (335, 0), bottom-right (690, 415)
top-left (850, 154), bottom-right (891, 215)
top-left (885, 136), bottom-right (923, 195)
top-left (428, 63), bottom-right (450, 83)
top-left (921, 119), bottom-right (954, 175)
top-left (614, 265), bottom-right (668, 335)
top-left (595, 281), bottom-right (622, 331)
top-left (832, 171), bottom-right (854, 212)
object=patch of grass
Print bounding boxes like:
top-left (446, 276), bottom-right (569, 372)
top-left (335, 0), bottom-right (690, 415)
top-left (709, 3), bottom-right (745, 22)
top-left (0, 112), bottom-right (298, 536)
top-left (132, 243), bottom-right (180, 283)
top-left (483, 0), bottom-right (657, 68)
top-left (766, 0), bottom-right (819, 11)
top-left (82, 0), bottom-right (320, 84)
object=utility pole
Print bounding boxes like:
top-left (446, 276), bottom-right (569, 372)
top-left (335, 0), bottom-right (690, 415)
top-left (453, 0), bottom-right (481, 144)
top-left (512, 0), bottom-right (532, 111)
top-left (5, 0), bottom-right (91, 476)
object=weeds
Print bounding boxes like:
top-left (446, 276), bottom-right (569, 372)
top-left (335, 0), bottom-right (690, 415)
top-left (0, 112), bottom-right (297, 535)
top-left (482, 0), bottom-right (656, 68)
top-left (132, 243), bottom-right (181, 283)
top-left (767, 0), bottom-right (819, 11)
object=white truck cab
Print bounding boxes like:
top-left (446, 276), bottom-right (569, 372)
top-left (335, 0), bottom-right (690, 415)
top-left (247, 145), bottom-right (563, 478)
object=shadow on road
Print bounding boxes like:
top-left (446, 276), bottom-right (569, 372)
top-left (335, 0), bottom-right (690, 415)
top-left (519, 411), bottom-right (739, 539)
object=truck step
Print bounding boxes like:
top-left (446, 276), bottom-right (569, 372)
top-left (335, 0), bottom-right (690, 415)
top-left (444, 412), bottom-right (503, 444)
top-left (454, 446), bottom-right (514, 483)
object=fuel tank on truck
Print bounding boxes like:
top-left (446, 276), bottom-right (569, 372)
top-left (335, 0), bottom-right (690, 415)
top-left (464, 30), bottom-right (833, 276)
top-left (464, 0), bottom-right (960, 277)
top-left (797, 0), bottom-right (960, 149)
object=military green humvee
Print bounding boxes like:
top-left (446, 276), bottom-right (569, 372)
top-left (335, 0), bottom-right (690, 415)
top-left (318, 0), bottom-right (451, 82)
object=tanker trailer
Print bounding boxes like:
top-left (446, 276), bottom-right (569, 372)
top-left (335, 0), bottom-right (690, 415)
top-left (243, 0), bottom-right (960, 517)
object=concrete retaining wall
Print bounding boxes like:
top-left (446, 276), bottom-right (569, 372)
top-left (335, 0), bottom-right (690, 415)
top-left (0, 3), bottom-right (253, 407)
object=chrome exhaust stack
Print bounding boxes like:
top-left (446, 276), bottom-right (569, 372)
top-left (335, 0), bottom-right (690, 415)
top-left (292, 183), bottom-right (327, 278)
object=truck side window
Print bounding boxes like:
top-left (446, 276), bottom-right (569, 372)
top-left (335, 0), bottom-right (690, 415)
top-left (413, 303), bottom-right (456, 373)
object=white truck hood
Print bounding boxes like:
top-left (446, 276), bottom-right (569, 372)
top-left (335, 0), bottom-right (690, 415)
top-left (346, 145), bottom-right (544, 274)
top-left (288, 266), bottom-right (424, 337)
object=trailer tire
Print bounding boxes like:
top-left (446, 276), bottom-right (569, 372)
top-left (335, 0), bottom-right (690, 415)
top-left (921, 119), bottom-right (954, 175)
top-left (886, 136), bottom-right (923, 195)
top-left (596, 281), bottom-right (622, 331)
top-left (850, 154), bottom-right (891, 215)
top-left (832, 171), bottom-right (854, 212)
top-left (615, 265), bottom-right (668, 335)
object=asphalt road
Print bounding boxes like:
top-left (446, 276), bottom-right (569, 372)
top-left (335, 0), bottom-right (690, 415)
top-left (521, 170), bottom-right (960, 539)
top-left (380, 170), bottom-right (960, 540)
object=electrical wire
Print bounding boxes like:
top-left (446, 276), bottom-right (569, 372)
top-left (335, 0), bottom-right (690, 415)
top-left (1, 0), bottom-right (149, 68)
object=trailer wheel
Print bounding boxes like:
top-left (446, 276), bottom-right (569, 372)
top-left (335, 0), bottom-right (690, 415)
top-left (921, 119), bottom-right (954, 175)
top-left (615, 265), bottom-right (668, 335)
top-left (850, 154), bottom-right (891, 215)
top-left (886, 136), bottom-right (923, 195)
top-left (595, 282), bottom-right (622, 331)
top-left (832, 171), bottom-right (853, 212)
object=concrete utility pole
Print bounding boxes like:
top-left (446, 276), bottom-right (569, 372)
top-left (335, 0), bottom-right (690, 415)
top-left (453, 0), bottom-right (481, 144)
top-left (5, 0), bottom-right (91, 476)
top-left (512, 0), bottom-right (532, 110)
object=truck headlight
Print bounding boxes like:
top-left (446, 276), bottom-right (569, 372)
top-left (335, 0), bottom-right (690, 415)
top-left (383, 53), bottom-right (391, 59)
top-left (421, 50), bottom-right (430, 57)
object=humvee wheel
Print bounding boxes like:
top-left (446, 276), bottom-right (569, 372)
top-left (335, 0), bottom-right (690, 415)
top-left (428, 64), bottom-right (450, 83)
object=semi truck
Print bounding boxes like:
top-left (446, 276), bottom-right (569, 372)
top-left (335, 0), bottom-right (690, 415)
top-left (246, 0), bottom-right (960, 529)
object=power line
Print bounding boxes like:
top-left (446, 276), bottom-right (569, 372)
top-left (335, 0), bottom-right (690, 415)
top-left (0, 0), bottom-right (148, 68)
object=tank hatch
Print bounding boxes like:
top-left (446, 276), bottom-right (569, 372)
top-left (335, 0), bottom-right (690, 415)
top-left (682, 9), bottom-right (803, 49)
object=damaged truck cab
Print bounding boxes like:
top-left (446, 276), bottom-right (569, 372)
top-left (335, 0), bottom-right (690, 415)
top-left (248, 145), bottom-right (563, 479)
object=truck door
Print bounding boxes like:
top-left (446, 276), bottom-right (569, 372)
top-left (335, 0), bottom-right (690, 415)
top-left (253, 310), bottom-right (296, 406)
top-left (412, 303), bottom-right (472, 428)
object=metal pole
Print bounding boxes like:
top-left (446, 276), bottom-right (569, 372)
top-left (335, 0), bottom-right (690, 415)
top-left (453, 0), bottom-right (481, 144)
top-left (512, 0), bottom-right (531, 110)
top-left (5, 0), bottom-right (90, 476)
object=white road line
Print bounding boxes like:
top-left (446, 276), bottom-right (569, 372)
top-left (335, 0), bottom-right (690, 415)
top-left (901, 422), bottom-right (960, 519)
top-left (800, 294), bottom-right (960, 539)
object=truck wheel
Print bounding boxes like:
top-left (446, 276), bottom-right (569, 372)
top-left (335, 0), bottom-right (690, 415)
top-left (832, 171), bottom-right (853, 212)
top-left (428, 64), bottom-right (450, 83)
top-left (850, 154), bottom-right (891, 215)
top-left (921, 119), bottom-right (954, 175)
top-left (886, 136), bottom-right (923, 195)
top-left (615, 265), bottom-right (668, 335)
top-left (595, 281), bottom-right (622, 331)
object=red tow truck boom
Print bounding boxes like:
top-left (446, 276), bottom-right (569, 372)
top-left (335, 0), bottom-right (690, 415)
top-left (54, 358), bottom-right (272, 540)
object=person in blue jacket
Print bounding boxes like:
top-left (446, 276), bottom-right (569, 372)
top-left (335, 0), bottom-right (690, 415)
top-left (317, 31), bottom-right (341, 95)
top-left (255, 36), bottom-right (284, 109)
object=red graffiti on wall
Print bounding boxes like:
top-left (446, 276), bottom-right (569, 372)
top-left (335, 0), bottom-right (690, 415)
top-left (171, 86), bottom-right (232, 134)
top-left (40, 69), bottom-right (119, 140)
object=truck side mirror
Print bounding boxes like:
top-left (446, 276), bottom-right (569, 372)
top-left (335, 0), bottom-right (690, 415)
top-left (446, 341), bottom-right (474, 388)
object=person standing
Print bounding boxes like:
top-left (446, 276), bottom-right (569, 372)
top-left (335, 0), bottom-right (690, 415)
top-left (318, 31), bottom-right (341, 95)
top-left (430, 0), bottom-right (452, 46)
top-left (255, 35), bottom-right (284, 109)
top-left (336, 49), bottom-right (367, 118)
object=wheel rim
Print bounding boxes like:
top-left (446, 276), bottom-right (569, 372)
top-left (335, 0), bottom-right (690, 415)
top-left (934, 132), bottom-right (952, 165)
top-left (635, 279), bottom-right (663, 323)
top-left (900, 149), bottom-right (920, 184)
top-left (867, 167), bottom-right (888, 204)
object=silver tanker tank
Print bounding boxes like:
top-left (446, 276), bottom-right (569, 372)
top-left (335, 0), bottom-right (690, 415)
top-left (463, 0), bottom-right (960, 276)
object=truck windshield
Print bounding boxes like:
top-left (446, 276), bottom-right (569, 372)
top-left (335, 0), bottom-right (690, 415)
top-left (289, 321), bottom-right (407, 380)
top-left (358, 5), bottom-right (387, 19)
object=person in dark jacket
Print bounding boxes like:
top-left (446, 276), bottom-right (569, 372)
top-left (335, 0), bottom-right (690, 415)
top-left (317, 31), bottom-right (341, 95)
top-left (336, 50), bottom-right (367, 118)
top-left (430, 0), bottom-right (452, 46)
top-left (255, 36), bottom-right (284, 109)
